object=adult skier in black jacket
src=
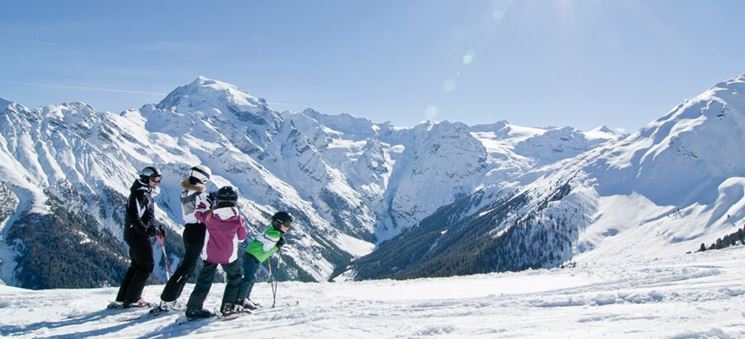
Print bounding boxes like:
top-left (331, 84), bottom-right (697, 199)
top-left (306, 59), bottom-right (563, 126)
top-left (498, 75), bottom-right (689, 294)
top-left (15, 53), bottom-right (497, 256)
top-left (115, 166), bottom-right (165, 308)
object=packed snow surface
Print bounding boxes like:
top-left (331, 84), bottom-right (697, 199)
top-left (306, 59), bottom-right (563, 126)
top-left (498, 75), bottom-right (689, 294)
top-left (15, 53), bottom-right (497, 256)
top-left (3, 246), bottom-right (745, 338)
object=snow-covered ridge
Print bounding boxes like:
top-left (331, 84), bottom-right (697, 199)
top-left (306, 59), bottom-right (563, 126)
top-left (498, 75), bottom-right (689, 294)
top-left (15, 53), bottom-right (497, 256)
top-left (509, 74), bottom-right (745, 266)
top-left (560, 74), bottom-right (745, 264)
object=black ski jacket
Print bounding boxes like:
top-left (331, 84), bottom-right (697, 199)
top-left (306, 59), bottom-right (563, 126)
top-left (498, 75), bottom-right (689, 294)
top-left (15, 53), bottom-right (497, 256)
top-left (125, 179), bottom-right (156, 236)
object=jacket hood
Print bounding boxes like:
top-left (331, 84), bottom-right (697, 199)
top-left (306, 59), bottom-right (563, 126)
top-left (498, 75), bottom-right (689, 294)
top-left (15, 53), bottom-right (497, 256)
top-left (212, 207), bottom-right (240, 221)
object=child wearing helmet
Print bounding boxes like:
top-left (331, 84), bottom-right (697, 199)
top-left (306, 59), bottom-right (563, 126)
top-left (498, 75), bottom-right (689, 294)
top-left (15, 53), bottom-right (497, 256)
top-left (185, 186), bottom-right (247, 319)
top-left (235, 211), bottom-right (293, 310)
top-left (153, 165), bottom-right (212, 313)
top-left (114, 166), bottom-right (165, 308)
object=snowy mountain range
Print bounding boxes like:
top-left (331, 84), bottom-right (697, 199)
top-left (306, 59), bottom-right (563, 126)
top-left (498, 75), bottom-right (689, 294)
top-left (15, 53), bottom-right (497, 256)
top-left (344, 74), bottom-right (745, 280)
top-left (1, 74), bottom-right (743, 289)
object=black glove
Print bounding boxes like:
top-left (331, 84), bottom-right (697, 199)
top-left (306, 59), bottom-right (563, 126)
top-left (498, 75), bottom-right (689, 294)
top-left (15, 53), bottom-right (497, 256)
top-left (206, 192), bottom-right (217, 207)
top-left (146, 225), bottom-right (156, 237)
top-left (276, 236), bottom-right (286, 249)
top-left (155, 225), bottom-right (166, 238)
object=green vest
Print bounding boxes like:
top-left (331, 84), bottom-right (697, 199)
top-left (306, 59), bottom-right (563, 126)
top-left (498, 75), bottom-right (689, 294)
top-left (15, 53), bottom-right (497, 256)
top-left (246, 224), bottom-right (281, 263)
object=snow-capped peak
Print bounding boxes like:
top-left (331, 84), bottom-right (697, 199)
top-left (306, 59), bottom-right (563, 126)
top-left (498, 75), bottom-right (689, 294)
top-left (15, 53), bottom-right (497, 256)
top-left (0, 98), bottom-right (31, 115)
top-left (143, 77), bottom-right (284, 147)
top-left (39, 102), bottom-right (96, 117)
top-left (300, 108), bottom-right (377, 139)
top-left (0, 97), bottom-right (14, 109)
top-left (591, 125), bottom-right (614, 133)
top-left (697, 73), bottom-right (745, 102)
top-left (590, 73), bottom-right (745, 207)
top-left (155, 76), bottom-right (268, 113)
top-left (584, 125), bottom-right (620, 140)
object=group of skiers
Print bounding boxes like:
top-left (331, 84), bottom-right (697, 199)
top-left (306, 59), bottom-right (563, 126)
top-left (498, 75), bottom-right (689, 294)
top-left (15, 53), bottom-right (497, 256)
top-left (112, 165), bottom-right (292, 320)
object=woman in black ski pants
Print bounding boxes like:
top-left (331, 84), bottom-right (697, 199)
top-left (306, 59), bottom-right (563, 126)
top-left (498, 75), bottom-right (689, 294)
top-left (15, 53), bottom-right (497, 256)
top-left (154, 165), bottom-right (213, 312)
top-left (115, 166), bottom-right (165, 308)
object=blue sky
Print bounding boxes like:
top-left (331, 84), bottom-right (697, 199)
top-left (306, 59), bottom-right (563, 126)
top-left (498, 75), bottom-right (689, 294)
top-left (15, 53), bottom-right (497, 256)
top-left (1, 0), bottom-right (744, 131)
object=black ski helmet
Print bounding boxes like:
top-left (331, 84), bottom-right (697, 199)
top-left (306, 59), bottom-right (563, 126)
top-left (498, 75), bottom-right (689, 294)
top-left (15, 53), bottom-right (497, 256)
top-left (272, 211), bottom-right (293, 227)
top-left (215, 186), bottom-right (238, 208)
top-left (189, 165), bottom-right (211, 184)
top-left (139, 166), bottom-right (162, 182)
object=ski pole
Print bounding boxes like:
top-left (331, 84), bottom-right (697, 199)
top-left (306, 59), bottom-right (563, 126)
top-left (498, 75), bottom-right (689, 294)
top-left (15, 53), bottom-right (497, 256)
top-left (156, 234), bottom-right (172, 281)
top-left (268, 258), bottom-right (277, 308)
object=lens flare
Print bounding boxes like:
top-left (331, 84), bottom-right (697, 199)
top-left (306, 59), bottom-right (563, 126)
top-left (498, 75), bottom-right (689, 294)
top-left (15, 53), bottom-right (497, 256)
top-left (442, 79), bottom-right (456, 93)
top-left (462, 51), bottom-right (476, 65)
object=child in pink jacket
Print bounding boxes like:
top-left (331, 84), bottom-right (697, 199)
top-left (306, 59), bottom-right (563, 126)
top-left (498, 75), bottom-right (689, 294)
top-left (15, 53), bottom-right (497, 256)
top-left (185, 186), bottom-right (247, 319)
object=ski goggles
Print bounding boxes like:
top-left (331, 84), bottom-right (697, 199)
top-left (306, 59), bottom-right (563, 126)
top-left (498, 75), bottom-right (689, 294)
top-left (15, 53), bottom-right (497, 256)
top-left (190, 168), bottom-right (210, 184)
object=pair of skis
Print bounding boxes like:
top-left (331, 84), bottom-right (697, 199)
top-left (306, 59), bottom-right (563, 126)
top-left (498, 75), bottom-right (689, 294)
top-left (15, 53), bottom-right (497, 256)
top-left (178, 309), bottom-right (246, 324)
top-left (179, 301), bottom-right (298, 324)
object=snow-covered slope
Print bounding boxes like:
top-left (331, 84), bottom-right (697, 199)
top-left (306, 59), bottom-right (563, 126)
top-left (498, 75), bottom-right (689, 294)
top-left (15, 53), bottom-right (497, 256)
top-left (570, 74), bottom-right (745, 263)
top-left (2, 245), bottom-right (745, 338)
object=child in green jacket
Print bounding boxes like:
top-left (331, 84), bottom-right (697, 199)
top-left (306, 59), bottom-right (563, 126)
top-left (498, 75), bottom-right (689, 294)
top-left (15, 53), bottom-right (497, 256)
top-left (236, 211), bottom-right (292, 310)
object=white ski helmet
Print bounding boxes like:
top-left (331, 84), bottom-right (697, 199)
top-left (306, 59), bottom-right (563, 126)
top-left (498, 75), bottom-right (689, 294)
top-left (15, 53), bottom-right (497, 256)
top-left (189, 165), bottom-right (212, 184)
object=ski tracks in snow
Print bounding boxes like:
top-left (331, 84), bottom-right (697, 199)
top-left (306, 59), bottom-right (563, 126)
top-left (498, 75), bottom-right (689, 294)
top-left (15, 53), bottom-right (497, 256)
top-left (3, 247), bottom-right (745, 337)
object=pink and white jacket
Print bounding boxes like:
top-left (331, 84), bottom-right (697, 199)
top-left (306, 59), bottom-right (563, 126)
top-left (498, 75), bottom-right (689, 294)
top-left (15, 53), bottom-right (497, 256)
top-left (195, 206), bottom-right (247, 264)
